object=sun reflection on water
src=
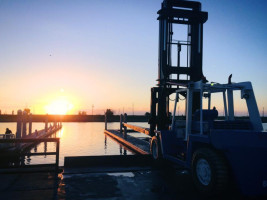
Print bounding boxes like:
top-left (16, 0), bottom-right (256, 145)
top-left (27, 122), bottom-right (137, 166)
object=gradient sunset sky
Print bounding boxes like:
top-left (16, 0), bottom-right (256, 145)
top-left (0, 0), bottom-right (266, 115)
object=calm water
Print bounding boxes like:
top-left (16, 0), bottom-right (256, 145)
top-left (0, 122), bottom-right (149, 166)
top-left (0, 122), bottom-right (266, 166)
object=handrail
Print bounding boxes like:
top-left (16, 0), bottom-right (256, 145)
top-left (0, 134), bottom-right (15, 139)
top-left (123, 123), bottom-right (150, 135)
top-left (0, 138), bottom-right (59, 143)
top-left (0, 138), bottom-right (60, 171)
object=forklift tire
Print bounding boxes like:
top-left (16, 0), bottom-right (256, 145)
top-left (192, 148), bottom-right (229, 195)
top-left (150, 136), bottom-right (162, 160)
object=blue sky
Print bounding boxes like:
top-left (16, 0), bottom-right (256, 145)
top-left (0, 0), bottom-right (266, 115)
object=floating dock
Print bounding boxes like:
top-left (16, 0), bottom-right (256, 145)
top-left (0, 123), bottom-right (62, 155)
top-left (0, 110), bottom-right (62, 155)
top-left (104, 113), bottom-right (151, 155)
top-left (104, 129), bottom-right (150, 155)
top-left (0, 112), bottom-right (62, 171)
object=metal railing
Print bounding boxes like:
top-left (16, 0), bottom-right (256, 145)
top-left (0, 134), bottom-right (15, 139)
top-left (0, 138), bottom-right (60, 172)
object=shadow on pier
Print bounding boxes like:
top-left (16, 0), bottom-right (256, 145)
top-left (0, 154), bottom-right (251, 200)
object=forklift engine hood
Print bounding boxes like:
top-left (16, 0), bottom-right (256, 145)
top-left (210, 130), bottom-right (267, 196)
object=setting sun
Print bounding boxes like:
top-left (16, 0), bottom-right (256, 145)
top-left (45, 98), bottom-right (73, 115)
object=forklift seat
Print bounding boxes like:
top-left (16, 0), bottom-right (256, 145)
top-left (193, 109), bottom-right (218, 121)
top-left (191, 109), bottom-right (218, 134)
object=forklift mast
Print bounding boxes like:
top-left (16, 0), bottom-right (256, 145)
top-left (149, 0), bottom-right (208, 136)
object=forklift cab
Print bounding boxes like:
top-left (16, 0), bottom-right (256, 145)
top-left (170, 80), bottom-right (263, 140)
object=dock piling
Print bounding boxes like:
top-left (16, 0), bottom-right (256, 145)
top-left (45, 114), bottom-right (48, 132)
top-left (16, 110), bottom-right (22, 139)
top-left (105, 113), bottom-right (107, 130)
top-left (120, 114), bottom-right (123, 134)
top-left (55, 139), bottom-right (60, 172)
top-left (29, 113), bottom-right (32, 135)
top-left (123, 113), bottom-right (127, 138)
top-left (22, 111), bottom-right (27, 138)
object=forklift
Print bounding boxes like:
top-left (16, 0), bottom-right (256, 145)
top-left (149, 0), bottom-right (267, 196)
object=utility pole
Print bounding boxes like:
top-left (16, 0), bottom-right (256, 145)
top-left (92, 104), bottom-right (94, 115)
top-left (132, 103), bottom-right (134, 116)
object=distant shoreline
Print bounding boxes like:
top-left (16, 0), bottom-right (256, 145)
top-left (0, 115), bottom-right (266, 123)
top-left (0, 114), bottom-right (149, 123)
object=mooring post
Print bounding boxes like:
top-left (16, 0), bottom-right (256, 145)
top-left (45, 114), bottom-right (48, 132)
top-left (29, 113), bottom-right (32, 135)
top-left (55, 138), bottom-right (60, 172)
top-left (22, 111), bottom-right (27, 138)
top-left (16, 110), bottom-right (22, 139)
top-left (105, 113), bottom-right (107, 130)
top-left (120, 114), bottom-right (123, 134)
top-left (123, 113), bottom-right (127, 137)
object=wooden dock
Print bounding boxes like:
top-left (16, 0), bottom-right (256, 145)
top-left (18, 124), bottom-right (62, 152)
top-left (0, 123), bottom-right (62, 154)
top-left (0, 110), bottom-right (63, 172)
top-left (0, 109), bottom-right (63, 153)
top-left (104, 114), bottom-right (151, 155)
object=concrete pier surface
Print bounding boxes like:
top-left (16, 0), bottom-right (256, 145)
top-left (1, 155), bottom-right (265, 200)
top-left (0, 166), bottom-right (249, 200)
top-left (0, 171), bottom-right (59, 200)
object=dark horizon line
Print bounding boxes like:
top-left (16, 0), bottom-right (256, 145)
top-left (0, 114), bottom-right (266, 123)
